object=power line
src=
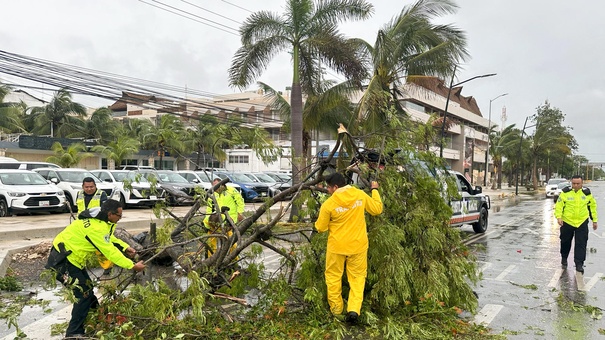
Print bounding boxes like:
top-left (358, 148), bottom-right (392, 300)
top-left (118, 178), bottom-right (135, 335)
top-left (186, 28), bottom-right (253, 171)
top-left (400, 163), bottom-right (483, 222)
top-left (137, 0), bottom-right (239, 36)
top-left (221, 0), bottom-right (253, 13)
top-left (180, 0), bottom-right (242, 25)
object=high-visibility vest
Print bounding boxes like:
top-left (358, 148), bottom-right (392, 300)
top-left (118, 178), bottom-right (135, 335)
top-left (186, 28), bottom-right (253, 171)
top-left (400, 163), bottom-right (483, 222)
top-left (76, 189), bottom-right (103, 214)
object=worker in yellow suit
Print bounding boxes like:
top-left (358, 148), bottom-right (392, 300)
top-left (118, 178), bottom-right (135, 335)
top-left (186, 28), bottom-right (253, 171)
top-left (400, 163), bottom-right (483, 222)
top-left (315, 172), bottom-right (383, 325)
top-left (204, 178), bottom-right (245, 255)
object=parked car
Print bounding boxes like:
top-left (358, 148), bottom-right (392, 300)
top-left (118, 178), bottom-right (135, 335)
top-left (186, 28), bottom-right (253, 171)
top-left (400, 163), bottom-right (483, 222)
top-left (263, 172), bottom-right (291, 183)
top-left (213, 171), bottom-right (269, 202)
top-left (243, 172), bottom-right (292, 198)
top-left (176, 170), bottom-right (241, 193)
top-left (139, 170), bottom-right (197, 205)
top-left (90, 170), bottom-right (163, 207)
top-left (33, 168), bottom-right (117, 211)
top-left (446, 170), bottom-right (491, 233)
top-left (0, 161), bottom-right (60, 170)
top-left (0, 169), bottom-right (66, 217)
top-left (121, 165), bottom-right (156, 171)
top-left (552, 181), bottom-right (571, 203)
top-left (545, 178), bottom-right (568, 198)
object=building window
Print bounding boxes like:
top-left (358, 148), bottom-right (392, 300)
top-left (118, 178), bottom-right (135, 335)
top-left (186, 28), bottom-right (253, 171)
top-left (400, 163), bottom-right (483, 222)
top-left (403, 101), bottom-right (426, 113)
top-left (229, 155), bottom-right (249, 164)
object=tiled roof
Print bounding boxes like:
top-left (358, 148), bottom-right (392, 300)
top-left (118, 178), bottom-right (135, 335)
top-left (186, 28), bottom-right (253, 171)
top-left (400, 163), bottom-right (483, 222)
top-left (409, 77), bottom-right (483, 116)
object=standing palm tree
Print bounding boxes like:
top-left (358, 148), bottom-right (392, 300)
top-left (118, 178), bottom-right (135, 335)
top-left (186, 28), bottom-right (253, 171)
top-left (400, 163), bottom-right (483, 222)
top-left (259, 80), bottom-right (357, 161)
top-left (142, 114), bottom-right (185, 169)
top-left (0, 83), bottom-right (27, 134)
top-left (75, 107), bottom-right (120, 144)
top-left (228, 0), bottom-right (373, 183)
top-left (46, 142), bottom-right (92, 168)
top-left (28, 89), bottom-right (87, 137)
top-left (184, 114), bottom-right (231, 168)
top-left (91, 136), bottom-right (140, 170)
top-left (488, 124), bottom-right (518, 189)
top-left (356, 0), bottom-right (468, 135)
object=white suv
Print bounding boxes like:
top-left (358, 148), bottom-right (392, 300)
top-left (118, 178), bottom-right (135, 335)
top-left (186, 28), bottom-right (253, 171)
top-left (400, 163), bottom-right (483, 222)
top-left (545, 178), bottom-right (567, 198)
top-left (90, 170), bottom-right (163, 207)
top-left (0, 169), bottom-right (66, 217)
top-left (33, 168), bottom-right (117, 210)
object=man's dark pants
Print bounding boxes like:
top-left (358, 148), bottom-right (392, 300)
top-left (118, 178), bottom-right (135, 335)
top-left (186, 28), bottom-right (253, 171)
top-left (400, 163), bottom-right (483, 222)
top-left (560, 219), bottom-right (589, 271)
top-left (46, 248), bottom-right (99, 336)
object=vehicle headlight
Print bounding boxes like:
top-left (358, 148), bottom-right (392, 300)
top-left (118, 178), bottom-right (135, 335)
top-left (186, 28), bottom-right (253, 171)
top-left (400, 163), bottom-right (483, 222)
top-left (57, 191), bottom-right (65, 196)
top-left (7, 192), bottom-right (26, 197)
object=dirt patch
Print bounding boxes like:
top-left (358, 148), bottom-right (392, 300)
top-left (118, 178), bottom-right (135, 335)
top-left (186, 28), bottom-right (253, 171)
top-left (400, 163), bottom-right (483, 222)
top-left (7, 241), bottom-right (51, 283)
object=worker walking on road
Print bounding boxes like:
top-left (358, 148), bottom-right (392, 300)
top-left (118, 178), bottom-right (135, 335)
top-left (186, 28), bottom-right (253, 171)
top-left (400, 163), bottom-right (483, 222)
top-left (45, 199), bottom-right (145, 338)
top-left (314, 172), bottom-right (383, 325)
top-left (555, 175), bottom-right (598, 274)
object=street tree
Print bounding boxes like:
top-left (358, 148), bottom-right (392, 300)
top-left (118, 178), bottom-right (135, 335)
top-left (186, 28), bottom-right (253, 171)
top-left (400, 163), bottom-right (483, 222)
top-left (527, 102), bottom-right (574, 189)
top-left (228, 0), bottom-right (373, 186)
top-left (355, 0), bottom-right (468, 136)
top-left (141, 114), bottom-right (185, 169)
top-left (91, 136), bottom-right (140, 169)
top-left (28, 89), bottom-right (87, 138)
top-left (489, 124), bottom-right (519, 189)
top-left (45, 142), bottom-right (92, 168)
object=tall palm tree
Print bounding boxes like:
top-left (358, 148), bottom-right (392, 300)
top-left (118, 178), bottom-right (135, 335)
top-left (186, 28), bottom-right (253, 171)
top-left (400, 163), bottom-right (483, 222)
top-left (28, 89), bottom-right (87, 137)
top-left (184, 114), bottom-right (230, 168)
top-left (142, 114), bottom-right (185, 169)
top-left (488, 124), bottom-right (518, 189)
top-left (46, 142), bottom-right (92, 168)
top-left (91, 136), bottom-right (140, 170)
top-left (75, 107), bottom-right (120, 144)
top-left (0, 83), bottom-right (27, 134)
top-left (355, 0), bottom-right (468, 134)
top-left (259, 80), bottom-right (357, 161)
top-left (228, 0), bottom-right (373, 183)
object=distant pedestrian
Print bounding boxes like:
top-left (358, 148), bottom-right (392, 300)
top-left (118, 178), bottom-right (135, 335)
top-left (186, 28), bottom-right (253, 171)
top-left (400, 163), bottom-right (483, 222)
top-left (554, 175), bottom-right (598, 274)
top-left (314, 172), bottom-right (383, 324)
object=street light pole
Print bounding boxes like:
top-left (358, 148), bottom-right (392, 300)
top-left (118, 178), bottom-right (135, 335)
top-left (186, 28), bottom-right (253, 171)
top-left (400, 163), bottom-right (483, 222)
top-left (439, 68), bottom-right (497, 158)
top-left (483, 93), bottom-right (508, 187)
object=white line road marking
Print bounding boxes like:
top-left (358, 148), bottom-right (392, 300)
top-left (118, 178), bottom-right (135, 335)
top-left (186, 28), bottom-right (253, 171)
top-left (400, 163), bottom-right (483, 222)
top-left (463, 230), bottom-right (497, 245)
top-left (473, 304), bottom-right (504, 325)
top-left (478, 261), bottom-right (492, 273)
top-left (495, 265), bottom-right (516, 281)
top-left (548, 269), bottom-right (564, 288)
top-left (524, 228), bottom-right (539, 235)
top-left (590, 231), bottom-right (605, 238)
top-left (583, 272), bottom-right (603, 291)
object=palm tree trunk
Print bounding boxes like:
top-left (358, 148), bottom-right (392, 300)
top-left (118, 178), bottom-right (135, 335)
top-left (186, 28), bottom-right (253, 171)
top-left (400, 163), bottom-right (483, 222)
top-left (532, 159), bottom-right (538, 189)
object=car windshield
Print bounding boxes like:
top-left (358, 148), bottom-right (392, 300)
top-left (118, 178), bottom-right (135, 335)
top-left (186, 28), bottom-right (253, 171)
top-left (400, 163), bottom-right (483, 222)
top-left (229, 173), bottom-right (254, 182)
top-left (157, 171), bottom-right (189, 183)
top-left (57, 171), bottom-right (100, 183)
top-left (548, 179), bottom-right (567, 185)
top-left (194, 171), bottom-right (212, 182)
top-left (0, 172), bottom-right (48, 185)
top-left (251, 173), bottom-right (277, 183)
top-left (557, 182), bottom-right (570, 189)
top-left (111, 171), bottom-right (149, 182)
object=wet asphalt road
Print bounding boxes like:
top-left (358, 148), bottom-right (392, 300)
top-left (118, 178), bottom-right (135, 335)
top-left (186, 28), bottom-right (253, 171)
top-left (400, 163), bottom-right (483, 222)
top-left (464, 182), bottom-right (605, 339)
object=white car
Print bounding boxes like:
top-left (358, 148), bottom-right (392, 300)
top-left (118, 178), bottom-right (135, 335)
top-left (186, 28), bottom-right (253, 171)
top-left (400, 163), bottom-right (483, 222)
top-left (0, 169), bottom-right (66, 217)
top-left (545, 178), bottom-right (568, 198)
top-left (177, 170), bottom-right (242, 193)
top-left (33, 168), bottom-right (117, 210)
top-left (552, 181), bottom-right (570, 203)
top-left (90, 170), bottom-right (163, 207)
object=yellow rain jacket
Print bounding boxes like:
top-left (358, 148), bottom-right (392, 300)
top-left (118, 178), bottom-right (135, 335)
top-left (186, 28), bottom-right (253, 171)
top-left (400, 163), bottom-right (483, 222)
top-left (52, 217), bottom-right (134, 270)
top-left (204, 186), bottom-right (245, 227)
top-left (555, 187), bottom-right (598, 227)
top-left (315, 185), bottom-right (383, 254)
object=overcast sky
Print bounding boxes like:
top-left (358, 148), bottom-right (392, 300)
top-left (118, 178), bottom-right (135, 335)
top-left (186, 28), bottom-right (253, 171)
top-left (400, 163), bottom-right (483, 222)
top-left (1, 0), bottom-right (604, 161)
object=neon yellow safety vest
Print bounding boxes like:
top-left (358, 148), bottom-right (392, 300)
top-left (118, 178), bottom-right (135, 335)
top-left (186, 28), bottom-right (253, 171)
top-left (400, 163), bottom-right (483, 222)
top-left (555, 187), bottom-right (598, 227)
top-left (76, 189), bottom-right (103, 213)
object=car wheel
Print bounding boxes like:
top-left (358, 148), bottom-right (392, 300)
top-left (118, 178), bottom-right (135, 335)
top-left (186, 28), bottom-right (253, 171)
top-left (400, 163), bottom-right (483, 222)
top-left (472, 206), bottom-right (488, 233)
top-left (0, 199), bottom-right (9, 217)
top-left (119, 193), bottom-right (127, 208)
